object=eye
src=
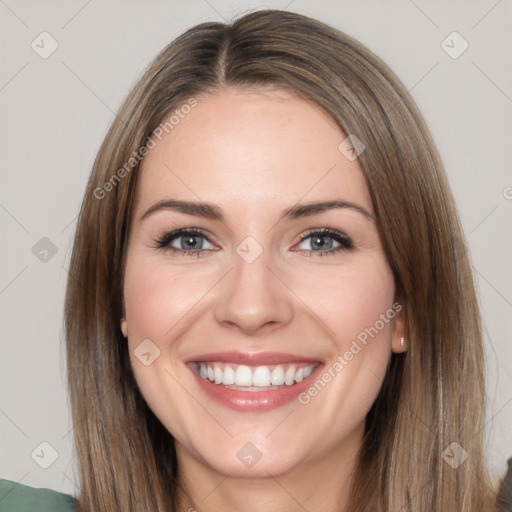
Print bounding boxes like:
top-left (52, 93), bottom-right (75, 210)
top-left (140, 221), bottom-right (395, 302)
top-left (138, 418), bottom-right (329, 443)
top-left (152, 227), bottom-right (353, 258)
top-left (294, 228), bottom-right (353, 257)
top-left (153, 228), bottom-right (216, 256)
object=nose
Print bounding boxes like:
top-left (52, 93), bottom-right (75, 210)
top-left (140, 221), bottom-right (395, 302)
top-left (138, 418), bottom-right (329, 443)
top-left (213, 246), bottom-right (294, 335)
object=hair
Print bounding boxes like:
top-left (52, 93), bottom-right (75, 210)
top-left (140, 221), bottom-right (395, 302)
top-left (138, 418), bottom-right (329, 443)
top-left (64, 9), bottom-right (499, 511)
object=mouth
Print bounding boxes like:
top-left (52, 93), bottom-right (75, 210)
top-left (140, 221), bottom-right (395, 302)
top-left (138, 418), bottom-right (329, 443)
top-left (195, 361), bottom-right (317, 390)
top-left (186, 352), bottom-right (323, 411)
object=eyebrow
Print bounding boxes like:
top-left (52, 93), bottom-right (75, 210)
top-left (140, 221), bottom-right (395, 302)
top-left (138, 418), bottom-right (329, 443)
top-left (139, 199), bottom-right (374, 223)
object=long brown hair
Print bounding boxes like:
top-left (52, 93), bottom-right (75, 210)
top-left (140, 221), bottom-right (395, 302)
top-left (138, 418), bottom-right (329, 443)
top-left (64, 9), bottom-right (498, 511)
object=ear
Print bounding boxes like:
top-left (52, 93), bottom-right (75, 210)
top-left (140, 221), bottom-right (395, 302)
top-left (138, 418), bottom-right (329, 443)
top-left (121, 318), bottom-right (128, 338)
top-left (390, 302), bottom-right (407, 353)
top-left (120, 294), bottom-right (128, 337)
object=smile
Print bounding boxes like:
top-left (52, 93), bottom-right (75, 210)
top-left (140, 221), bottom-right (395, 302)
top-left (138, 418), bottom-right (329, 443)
top-left (196, 361), bottom-right (318, 390)
top-left (187, 352), bottom-right (323, 411)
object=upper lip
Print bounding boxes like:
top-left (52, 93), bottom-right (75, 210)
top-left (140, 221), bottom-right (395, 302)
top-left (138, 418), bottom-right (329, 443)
top-left (186, 351), bottom-right (321, 366)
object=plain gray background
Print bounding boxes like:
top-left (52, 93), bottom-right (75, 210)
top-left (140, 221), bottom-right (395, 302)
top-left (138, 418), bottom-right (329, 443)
top-left (1, 0), bottom-right (511, 496)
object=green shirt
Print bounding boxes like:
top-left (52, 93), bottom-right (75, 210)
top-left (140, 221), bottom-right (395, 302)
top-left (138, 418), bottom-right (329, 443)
top-left (0, 479), bottom-right (76, 511)
top-left (2, 463), bottom-right (512, 511)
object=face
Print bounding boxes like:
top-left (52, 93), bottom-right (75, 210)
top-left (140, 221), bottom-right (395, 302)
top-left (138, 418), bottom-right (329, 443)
top-left (121, 87), bottom-right (405, 480)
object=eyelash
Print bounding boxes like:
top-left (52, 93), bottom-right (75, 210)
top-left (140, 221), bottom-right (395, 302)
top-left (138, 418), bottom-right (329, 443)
top-left (152, 227), bottom-right (353, 258)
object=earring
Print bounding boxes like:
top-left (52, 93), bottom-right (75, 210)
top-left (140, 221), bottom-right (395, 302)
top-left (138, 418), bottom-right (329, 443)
top-left (400, 337), bottom-right (405, 347)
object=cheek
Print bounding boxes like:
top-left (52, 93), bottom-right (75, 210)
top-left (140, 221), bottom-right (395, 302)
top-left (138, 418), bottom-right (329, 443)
top-left (123, 256), bottom-right (211, 341)
top-left (297, 257), bottom-right (395, 410)
top-left (297, 255), bottom-right (395, 349)
top-left (289, 258), bottom-right (396, 440)
top-left (122, 257), bottom-right (208, 437)
top-left (124, 250), bottom-right (395, 353)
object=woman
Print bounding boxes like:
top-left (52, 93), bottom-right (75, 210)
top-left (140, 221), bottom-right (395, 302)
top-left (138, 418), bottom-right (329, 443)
top-left (1, 8), bottom-right (507, 512)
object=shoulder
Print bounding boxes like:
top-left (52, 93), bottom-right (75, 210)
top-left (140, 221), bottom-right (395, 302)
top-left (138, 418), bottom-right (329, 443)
top-left (500, 458), bottom-right (512, 511)
top-left (0, 479), bottom-right (77, 512)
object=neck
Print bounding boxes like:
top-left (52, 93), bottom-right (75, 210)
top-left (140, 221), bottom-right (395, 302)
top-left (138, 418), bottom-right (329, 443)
top-left (175, 438), bottom-right (360, 512)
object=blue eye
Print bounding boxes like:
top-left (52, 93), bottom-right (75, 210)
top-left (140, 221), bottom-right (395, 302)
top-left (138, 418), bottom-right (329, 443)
top-left (295, 228), bottom-right (353, 256)
top-left (153, 227), bottom-right (353, 257)
top-left (154, 228), bottom-right (215, 257)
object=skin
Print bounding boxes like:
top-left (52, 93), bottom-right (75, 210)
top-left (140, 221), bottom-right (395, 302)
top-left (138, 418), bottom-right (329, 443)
top-left (121, 87), bottom-right (406, 512)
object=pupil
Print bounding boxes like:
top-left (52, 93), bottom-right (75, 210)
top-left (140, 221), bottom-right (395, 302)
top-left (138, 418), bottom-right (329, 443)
top-left (312, 235), bottom-right (332, 250)
top-left (182, 235), bottom-right (200, 250)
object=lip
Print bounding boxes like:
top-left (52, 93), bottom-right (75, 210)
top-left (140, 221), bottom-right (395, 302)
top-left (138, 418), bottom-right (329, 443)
top-left (186, 351), bottom-right (319, 366)
top-left (186, 351), bottom-right (324, 412)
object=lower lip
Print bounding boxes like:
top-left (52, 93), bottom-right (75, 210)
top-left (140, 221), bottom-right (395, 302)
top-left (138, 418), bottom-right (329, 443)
top-left (188, 363), bottom-right (323, 412)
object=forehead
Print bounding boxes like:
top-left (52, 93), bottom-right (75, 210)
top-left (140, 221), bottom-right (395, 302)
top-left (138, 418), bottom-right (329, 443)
top-left (134, 87), bottom-right (373, 217)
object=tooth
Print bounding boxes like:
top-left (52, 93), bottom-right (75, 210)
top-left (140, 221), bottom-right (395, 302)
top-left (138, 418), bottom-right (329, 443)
top-left (303, 364), bottom-right (314, 378)
top-left (223, 365), bottom-right (235, 385)
top-left (271, 365), bottom-right (285, 385)
top-left (229, 385), bottom-right (280, 392)
top-left (285, 365), bottom-right (296, 386)
top-left (214, 364), bottom-right (223, 384)
top-left (199, 361), bottom-right (316, 387)
top-left (235, 365), bottom-right (253, 386)
top-left (252, 366), bottom-right (271, 386)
